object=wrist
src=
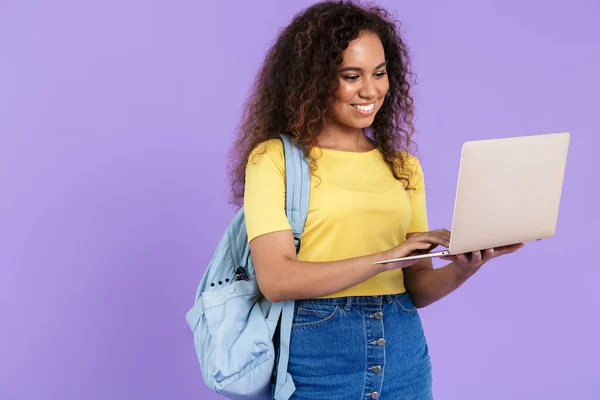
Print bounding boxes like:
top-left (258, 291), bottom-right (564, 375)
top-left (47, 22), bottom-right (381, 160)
top-left (450, 261), bottom-right (473, 280)
top-left (372, 250), bottom-right (394, 273)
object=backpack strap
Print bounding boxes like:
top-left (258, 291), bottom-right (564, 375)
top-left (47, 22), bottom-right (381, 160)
top-left (280, 134), bottom-right (310, 246)
top-left (267, 134), bottom-right (310, 400)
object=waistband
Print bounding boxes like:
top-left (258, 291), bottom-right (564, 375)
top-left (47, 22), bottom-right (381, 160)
top-left (296, 293), bottom-right (406, 307)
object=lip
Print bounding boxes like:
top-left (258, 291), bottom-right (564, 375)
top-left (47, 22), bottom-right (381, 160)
top-left (350, 102), bottom-right (376, 116)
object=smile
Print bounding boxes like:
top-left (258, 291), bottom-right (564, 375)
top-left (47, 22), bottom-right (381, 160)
top-left (351, 102), bottom-right (375, 114)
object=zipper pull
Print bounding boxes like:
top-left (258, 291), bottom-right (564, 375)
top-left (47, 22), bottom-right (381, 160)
top-left (234, 267), bottom-right (249, 281)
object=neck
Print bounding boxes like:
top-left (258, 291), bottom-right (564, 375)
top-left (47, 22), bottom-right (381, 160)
top-left (318, 121), bottom-right (375, 152)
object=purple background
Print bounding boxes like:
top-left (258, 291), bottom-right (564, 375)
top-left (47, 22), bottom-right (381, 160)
top-left (1, 0), bottom-right (598, 399)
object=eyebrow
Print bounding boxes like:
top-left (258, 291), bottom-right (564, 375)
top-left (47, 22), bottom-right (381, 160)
top-left (338, 62), bottom-right (387, 73)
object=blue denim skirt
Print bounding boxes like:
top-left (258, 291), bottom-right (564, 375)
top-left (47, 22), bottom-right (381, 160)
top-left (270, 292), bottom-right (432, 400)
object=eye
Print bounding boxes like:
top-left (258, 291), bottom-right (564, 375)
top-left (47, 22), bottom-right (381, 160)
top-left (374, 71), bottom-right (387, 78)
top-left (342, 75), bottom-right (359, 82)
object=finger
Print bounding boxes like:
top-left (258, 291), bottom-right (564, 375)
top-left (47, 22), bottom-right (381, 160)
top-left (393, 241), bottom-right (434, 260)
top-left (493, 243), bottom-right (525, 256)
top-left (482, 248), bottom-right (495, 262)
top-left (431, 230), bottom-right (451, 246)
top-left (423, 232), bottom-right (450, 248)
top-left (405, 237), bottom-right (442, 250)
top-left (471, 250), bottom-right (482, 265)
top-left (404, 240), bottom-right (439, 253)
top-left (408, 230), bottom-right (451, 248)
top-left (456, 253), bottom-right (470, 264)
top-left (509, 243), bottom-right (525, 252)
top-left (496, 243), bottom-right (524, 251)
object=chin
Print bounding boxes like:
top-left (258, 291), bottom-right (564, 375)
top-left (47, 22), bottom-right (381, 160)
top-left (345, 116), bottom-right (377, 129)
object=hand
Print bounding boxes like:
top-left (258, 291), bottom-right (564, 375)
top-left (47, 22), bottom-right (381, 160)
top-left (440, 243), bottom-right (525, 277)
top-left (379, 229), bottom-right (451, 270)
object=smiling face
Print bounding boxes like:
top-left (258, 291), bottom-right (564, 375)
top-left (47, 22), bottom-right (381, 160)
top-left (327, 31), bottom-right (389, 131)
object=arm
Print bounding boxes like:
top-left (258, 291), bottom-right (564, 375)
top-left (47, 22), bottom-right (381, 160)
top-left (402, 258), bottom-right (471, 308)
top-left (251, 231), bottom-right (385, 302)
top-left (403, 244), bottom-right (525, 308)
top-left (250, 229), bottom-right (450, 302)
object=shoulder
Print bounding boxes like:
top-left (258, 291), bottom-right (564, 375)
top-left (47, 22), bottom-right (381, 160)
top-left (246, 138), bottom-right (286, 176)
top-left (394, 151), bottom-right (425, 190)
top-left (393, 150), bottom-right (423, 172)
top-left (248, 138), bottom-right (284, 164)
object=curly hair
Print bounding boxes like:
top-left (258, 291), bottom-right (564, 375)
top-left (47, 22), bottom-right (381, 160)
top-left (228, 0), bottom-right (418, 207)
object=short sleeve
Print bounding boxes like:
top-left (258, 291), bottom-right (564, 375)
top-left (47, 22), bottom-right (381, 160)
top-left (406, 155), bottom-right (429, 234)
top-left (244, 139), bottom-right (292, 242)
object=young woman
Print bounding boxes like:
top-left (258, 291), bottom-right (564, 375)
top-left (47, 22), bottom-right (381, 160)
top-left (228, 1), bottom-right (523, 398)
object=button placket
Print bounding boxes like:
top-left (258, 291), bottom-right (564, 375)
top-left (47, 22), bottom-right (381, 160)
top-left (364, 305), bottom-right (385, 400)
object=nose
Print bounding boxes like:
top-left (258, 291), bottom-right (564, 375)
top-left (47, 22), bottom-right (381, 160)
top-left (359, 76), bottom-right (377, 99)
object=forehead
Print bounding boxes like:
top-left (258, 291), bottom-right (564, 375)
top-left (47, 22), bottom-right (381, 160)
top-left (340, 31), bottom-right (385, 67)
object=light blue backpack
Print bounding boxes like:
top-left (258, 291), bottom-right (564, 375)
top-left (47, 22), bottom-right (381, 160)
top-left (185, 134), bottom-right (310, 400)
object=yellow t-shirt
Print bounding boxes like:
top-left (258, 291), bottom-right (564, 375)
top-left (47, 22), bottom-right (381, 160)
top-left (244, 138), bottom-right (429, 298)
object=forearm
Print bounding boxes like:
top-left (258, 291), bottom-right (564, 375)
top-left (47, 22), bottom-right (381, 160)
top-left (404, 262), bottom-right (473, 308)
top-left (252, 229), bottom-right (452, 303)
top-left (262, 253), bottom-right (390, 302)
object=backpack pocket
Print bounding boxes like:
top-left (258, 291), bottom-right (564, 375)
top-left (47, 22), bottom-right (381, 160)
top-left (197, 278), bottom-right (275, 397)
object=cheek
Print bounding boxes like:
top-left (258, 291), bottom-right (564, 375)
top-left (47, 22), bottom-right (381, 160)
top-left (335, 82), bottom-right (356, 105)
top-left (377, 79), bottom-right (389, 97)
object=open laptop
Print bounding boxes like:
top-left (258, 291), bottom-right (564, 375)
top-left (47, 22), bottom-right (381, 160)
top-left (374, 132), bottom-right (570, 264)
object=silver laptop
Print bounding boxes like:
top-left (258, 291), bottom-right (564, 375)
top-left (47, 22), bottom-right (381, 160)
top-left (374, 132), bottom-right (570, 264)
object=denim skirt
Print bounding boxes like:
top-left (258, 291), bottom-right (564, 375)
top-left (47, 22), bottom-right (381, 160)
top-left (269, 292), bottom-right (432, 400)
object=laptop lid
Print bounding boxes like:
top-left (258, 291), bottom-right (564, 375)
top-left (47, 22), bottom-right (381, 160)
top-left (448, 132), bottom-right (570, 255)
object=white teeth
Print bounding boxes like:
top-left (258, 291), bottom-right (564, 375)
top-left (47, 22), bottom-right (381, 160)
top-left (354, 103), bottom-right (374, 112)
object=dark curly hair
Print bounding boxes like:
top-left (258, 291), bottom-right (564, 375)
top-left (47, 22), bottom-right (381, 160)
top-left (228, 0), bottom-right (418, 207)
